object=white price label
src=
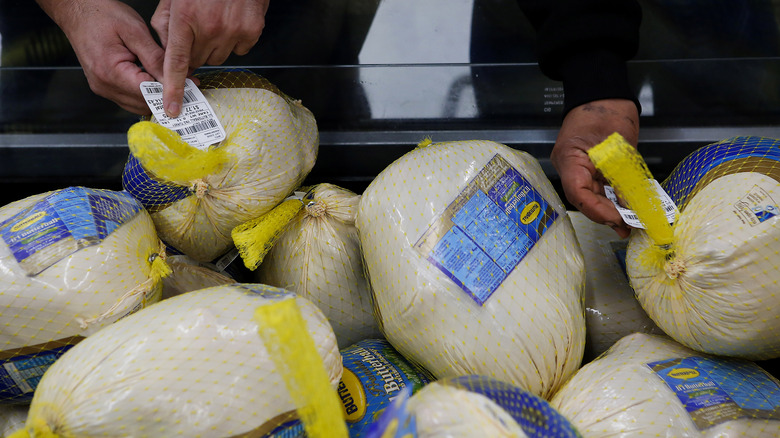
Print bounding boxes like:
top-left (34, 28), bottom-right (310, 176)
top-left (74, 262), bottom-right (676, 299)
top-left (604, 179), bottom-right (678, 228)
top-left (140, 79), bottom-right (226, 150)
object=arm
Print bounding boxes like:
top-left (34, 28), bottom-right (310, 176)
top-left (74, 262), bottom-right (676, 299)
top-left (517, 0), bottom-right (642, 236)
top-left (36, 0), bottom-right (165, 115)
top-left (150, 0), bottom-right (270, 117)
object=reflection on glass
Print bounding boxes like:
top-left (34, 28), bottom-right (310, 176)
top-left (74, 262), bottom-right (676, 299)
top-left (358, 0), bottom-right (476, 119)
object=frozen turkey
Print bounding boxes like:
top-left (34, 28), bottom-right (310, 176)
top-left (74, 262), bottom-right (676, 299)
top-left (123, 70), bottom-right (318, 262)
top-left (14, 284), bottom-right (342, 437)
top-left (568, 211), bottom-right (661, 361)
top-left (256, 184), bottom-right (382, 348)
top-left (356, 139), bottom-right (586, 399)
top-left (551, 332), bottom-right (780, 437)
top-left (625, 136), bottom-right (780, 360)
top-left (0, 187), bottom-right (166, 404)
top-left (369, 375), bottom-right (581, 438)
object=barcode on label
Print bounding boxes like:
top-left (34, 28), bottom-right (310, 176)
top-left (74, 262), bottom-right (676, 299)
top-left (663, 203), bottom-right (676, 212)
top-left (175, 119), bottom-right (218, 136)
top-left (144, 85), bottom-right (163, 94)
top-left (624, 213), bottom-right (640, 222)
top-left (182, 90), bottom-right (198, 104)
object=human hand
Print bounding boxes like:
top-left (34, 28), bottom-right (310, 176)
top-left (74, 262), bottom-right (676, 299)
top-left (36, 0), bottom-right (165, 115)
top-left (151, 0), bottom-right (270, 118)
top-left (550, 98), bottom-right (640, 238)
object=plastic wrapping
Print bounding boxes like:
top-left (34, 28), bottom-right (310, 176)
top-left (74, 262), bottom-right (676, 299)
top-left (0, 187), bottom-right (166, 404)
top-left (123, 70), bottom-right (319, 262)
top-left (356, 139), bottom-right (586, 399)
top-left (10, 284), bottom-right (342, 437)
top-left (0, 405), bottom-right (27, 438)
top-left (161, 254), bottom-right (236, 300)
top-left (551, 333), bottom-right (780, 437)
top-left (256, 184), bottom-right (382, 348)
top-left (567, 211), bottom-right (662, 361)
top-left (367, 375), bottom-right (582, 438)
top-left (591, 135), bottom-right (780, 360)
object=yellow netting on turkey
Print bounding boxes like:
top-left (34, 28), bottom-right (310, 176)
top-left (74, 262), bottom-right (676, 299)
top-left (7, 284), bottom-right (345, 438)
top-left (366, 374), bottom-right (583, 437)
top-left (252, 183), bottom-right (383, 349)
top-left (356, 138), bottom-right (586, 400)
top-left (551, 333), bottom-right (780, 437)
top-left (122, 69), bottom-right (319, 263)
top-left (567, 211), bottom-right (662, 362)
top-left (0, 187), bottom-right (168, 405)
top-left (588, 134), bottom-right (780, 360)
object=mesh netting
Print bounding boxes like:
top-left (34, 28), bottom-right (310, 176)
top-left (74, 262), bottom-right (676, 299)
top-left (589, 134), bottom-right (780, 360)
top-left (8, 284), bottom-right (342, 437)
top-left (356, 139), bottom-right (586, 400)
top-left (255, 184), bottom-right (384, 348)
top-left (662, 136), bottom-right (780, 211)
top-left (368, 374), bottom-right (582, 437)
top-left (568, 211), bottom-right (663, 361)
top-left (122, 69), bottom-right (319, 262)
top-left (551, 333), bottom-right (780, 437)
top-left (339, 338), bottom-right (435, 437)
top-left (0, 187), bottom-right (166, 405)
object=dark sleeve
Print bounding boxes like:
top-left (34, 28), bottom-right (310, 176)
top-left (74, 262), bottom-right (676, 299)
top-left (517, 0), bottom-right (642, 115)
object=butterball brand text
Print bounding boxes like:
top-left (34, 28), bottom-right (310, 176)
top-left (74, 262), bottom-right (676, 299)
top-left (354, 347), bottom-right (405, 398)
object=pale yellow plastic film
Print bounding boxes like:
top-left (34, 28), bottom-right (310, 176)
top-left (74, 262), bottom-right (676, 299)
top-left (232, 198), bottom-right (304, 270)
top-left (587, 133), bottom-right (675, 252)
top-left (127, 121), bottom-right (229, 186)
top-left (254, 298), bottom-right (348, 438)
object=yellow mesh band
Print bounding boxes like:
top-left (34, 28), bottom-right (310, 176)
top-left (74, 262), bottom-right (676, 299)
top-left (232, 198), bottom-right (304, 270)
top-left (8, 417), bottom-right (61, 438)
top-left (253, 298), bottom-right (348, 438)
top-left (588, 132), bottom-right (675, 251)
top-left (417, 137), bottom-right (433, 148)
top-left (127, 121), bottom-right (229, 186)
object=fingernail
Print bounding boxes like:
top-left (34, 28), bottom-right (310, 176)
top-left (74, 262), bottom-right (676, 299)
top-left (165, 102), bottom-right (180, 118)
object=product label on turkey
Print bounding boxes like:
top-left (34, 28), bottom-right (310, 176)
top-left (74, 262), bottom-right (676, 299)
top-left (0, 336), bottom-right (83, 404)
top-left (414, 154), bottom-right (558, 305)
top-left (363, 387), bottom-right (417, 438)
top-left (140, 79), bottom-right (226, 150)
top-left (339, 339), bottom-right (434, 435)
top-left (732, 185), bottom-right (779, 226)
top-left (604, 179), bottom-right (678, 228)
top-left (0, 188), bottom-right (143, 275)
top-left (647, 356), bottom-right (780, 430)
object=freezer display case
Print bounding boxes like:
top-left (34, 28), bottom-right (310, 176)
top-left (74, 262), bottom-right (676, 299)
top-left (2, 0), bottom-right (779, 205)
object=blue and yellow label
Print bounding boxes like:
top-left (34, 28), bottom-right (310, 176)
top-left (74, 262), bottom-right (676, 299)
top-left (414, 154), bottom-right (558, 305)
top-left (0, 187), bottom-right (143, 275)
top-left (662, 136), bottom-right (780, 211)
top-left (443, 376), bottom-right (581, 437)
top-left (122, 154), bottom-right (192, 212)
top-left (365, 375), bottom-right (582, 438)
top-left (0, 336), bottom-right (84, 404)
top-left (648, 356), bottom-right (780, 430)
top-left (339, 339), bottom-right (434, 437)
